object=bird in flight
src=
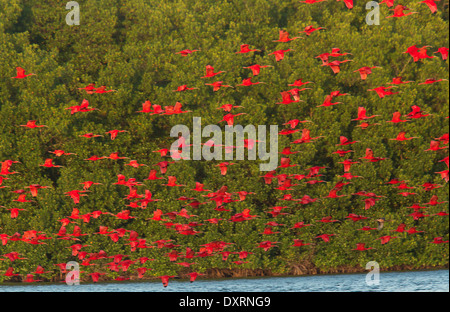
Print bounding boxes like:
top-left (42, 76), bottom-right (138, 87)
top-left (12, 67), bottom-right (36, 79)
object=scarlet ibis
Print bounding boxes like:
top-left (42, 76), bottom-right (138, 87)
top-left (291, 129), bottom-right (324, 144)
top-left (89, 86), bottom-right (116, 94)
top-left (387, 111), bottom-right (409, 123)
top-left (380, 0), bottom-right (395, 7)
top-left (420, 0), bottom-right (441, 14)
top-left (270, 49), bottom-right (294, 62)
top-left (419, 78), bottom-right (448, 85)
top-left (300, 0), bottom-right (327, 3)
top-left (24, 274), bottom-right (42, 283)
top-left (39, 159), bottom-right (63, 168)
top-left (20, 120), bottom-right (47, 129)
top-left (216, 162), bottom-right (236, 175)
top-left (386, 5), bottom-right (418, 18)
top-left (243, 64), bottom-right (273, 76)
top-left (425, 195), bottom-right (448, 206)
top-left (316, 234), bottom-right (335, 243)
top-left (318, 95), bottom-right (341, 108)
top-left (236, 77), bottom-right (265, 87)
top-left (106, 130), bottom-right (129, 140)
top-left (321, 59), bottom-right (353, 74)
top-left (360, 148), bottom-right (387, 162)
top-left (277, 91), bottom-right (302, 105)
top-left (337, 136), bottom-right (359, 146)
top-left (79, 133), bottom-right (103, 139)
top-left (406, 105), bottom-right (431, 119)
top-left (187, 272), bottom-right (204, 283)
top-left (202, 65), bottom-right (225, 78)
top-left (339, 159), bottom-right (359, 172)
top-left (337, 0), bottom-right (353, 9)
top-left (368, 86), bottom-right (399, 98)
top-left (434, 47), bottom-right (449, 60)
top-left (389, 76), bottom-right (413, 85)
top-left (302, 25), bottom-right (325, 36)
top-left (353, 243), bottom-right (373, 251)
top-left (12, 67), bottom-right (35, 79)
top-left (159, 275), bottom-right (175, 287)
top-left (257, 241), bottom-right (279, 251)
top-left (289, 79), bottom-right (314, 87)
top-left (3, 267), bottom-right (21, 277)
top-left (205, 81), bottom-right (234, 91)
top-left (354, 66), bottom-right (381, 80)
top-left (219, 113), bottom-right (246, 126)
top-left (173, 85), bottom-right (199, 92)
top-left (236, 44), bottom-right (261, 53)
top-left (377, 236), bottom-right (398, 244)
top-left (389, 132), bottom-right (419, 141)
top-left (425, 140), bottom-right (448, 151)
top-left (176, 49), bottom-right (200, 56)
top-left (78, 83), bottom-right (96, 92)
top-left (406, 227), bottom-right (424, 235)
top-left (273, 30), bottom-right (302, 42)
top-left (430, 237), bottom-right (449, 244)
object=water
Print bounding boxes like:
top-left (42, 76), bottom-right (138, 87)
top-left (0, 270), bottom-right (448, 292)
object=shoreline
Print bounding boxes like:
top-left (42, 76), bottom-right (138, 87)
top-left (1, 264), bottom-right (448, 286)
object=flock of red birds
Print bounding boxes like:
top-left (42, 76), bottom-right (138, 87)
top-left (1, 1), bottom-right (449, 287)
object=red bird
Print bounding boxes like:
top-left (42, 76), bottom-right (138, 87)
top-left (201, 65), bottom-right (225, 78)
top-left (216, 162), bottom-right (236, 175)
top-left (368, 86), bottom-right (399, 98)
top-left (352, 107), bottom-right (380, 121)
top-left (389, 76), bottom-right (413, 85)
top-left (353, 243), bottom-right (373, 251)
top-left (187, 272), bottom-right (205, 283)
top-left (236, 77), bottom-right (265, 87)
top-left (337, 136), bottom-right (359, 146)
top-left (302, 25), bottom-right (325, 36)
top-left (337, 0), bottom-right (354, 9)
top-left (176, 49), bottom-right (200, 56)
top-left (173, 85), bottom-right (198, 92)
top-left (106, 129), bottom-right (129, 140)
top-left (39, 158), bottom-right (63, 168)
top-left (360, 148), bottom-right (387, 162)
top-left (425, 140), bottom-right (448, 151)
top-left (377, 236), bottom-right (398, 245)
top-left (289, 79), bottom-right (314, 87)
top-left (354, 66), bottom-right (381, 80)
top-left (389, 132), bottom-right (419, 141)
top-left (420, 0), bottom-right (441, 14)
top-left (236, 44), bottom-right (261, 54)
top-left (205, 81), bottom-right (234, 91)
top-left (380, 0), bottom-right (396, 7)
top-left (243, 64), bottom-right (273, 76)
top-left (220, 113), bottom-right (246, 126)
top-left (20, 120), bottom-right (47, 129)
top-left (159, 275), bottom-right (175, 287)
top-left (316, 234), bottom-right (335, 243)
top-left (277, 91), bottom-right (302, 105)
top-left (270, 49), bottom-right (294, 62)
top-left (434, 47), bottom-right (449, 61)
top-left (321, 60), bottom-right (353, 74)
top-left (12, 67), bottom-right (36, 79)
top-left (430, 237), bottom-right (449, 244)
top-left (386, 5), bottom-right (418, 18)
top-left (419, 78), bottom-right (448, 85)
top-left (387, 111), bottom-right (409, 123)
top-left (273, 30), bottom-right (302, 42)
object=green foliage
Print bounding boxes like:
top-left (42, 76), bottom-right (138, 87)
top-left (0, 0), bottom-right (448, 283)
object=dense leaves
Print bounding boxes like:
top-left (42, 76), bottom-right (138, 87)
top-left (0, 0), bottom-right (448, 284)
